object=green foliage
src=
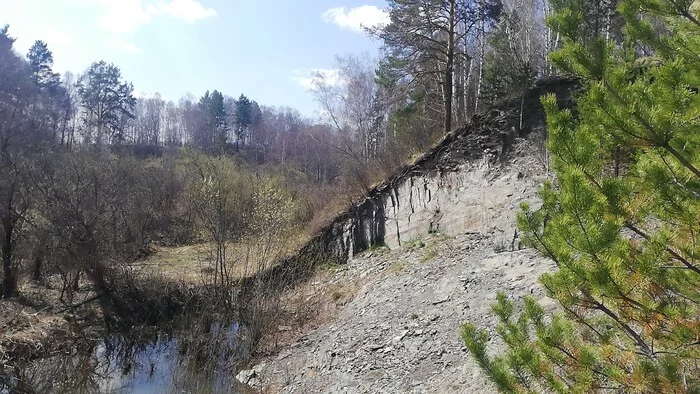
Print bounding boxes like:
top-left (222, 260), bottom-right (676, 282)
top-left (27, 40), bottom-right (60, 90)
top-left (322, 259), bottom-right (345, 272)
top-left (482, 9), bottom-right (539, 104)
top-left (367, 243), bottom-right (384, 252)
top-left (78, 61), bottom-right (136, 144)
top-left (234, 94), bottom-right (252, 134)
top-left (197, 90), bottom-right (228, 150)
top-left (419, 245), bottom-right (438, 264)
top-left (249, 176), bottom-right (297, 239)
top-left (378, 0), bottom-right (501, 132)
top-left (404, 237), bottom-right (426, 250)
top-left (463, 0), bottom-right (700, 392)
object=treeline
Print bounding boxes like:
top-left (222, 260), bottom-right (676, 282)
top-left (0, 26), bottom-right (313, 303)
top-left (370, 0), bottom-right (621, 133)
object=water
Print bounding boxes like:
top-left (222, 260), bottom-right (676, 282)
top-left (0, 321), bottom-right (253, 394)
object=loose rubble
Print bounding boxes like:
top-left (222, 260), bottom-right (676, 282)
top-left (254, 234), bottom-right (556, 393)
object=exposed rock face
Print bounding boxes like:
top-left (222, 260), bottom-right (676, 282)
top-left (382, 159), bottom-right (521, 249)
top-left (312, 77), bottom-right (576, 262)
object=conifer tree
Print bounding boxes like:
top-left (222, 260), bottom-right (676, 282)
top-left (462, 0), bottom-right (700, 392)
top-left (77, 61), bottom-right (136, 146)
top-left (234, 94), bottom-right (252, 151)
top-left (27, 40), bottom-right (60, 91)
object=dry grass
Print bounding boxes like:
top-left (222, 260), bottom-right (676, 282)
top-left (137, 244), bottom-right (211, 283)
top-left (0, 291), bottom-right (82, 365)
top-left (253, 265), bottom-right (361, 356)
top-left (387, 261), bottom-right (406, 274)
top-left (139, 232), bottom-right (311, 284)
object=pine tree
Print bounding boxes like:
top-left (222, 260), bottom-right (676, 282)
top-left (195, 90), bottom-right (228, 151)
top-left (27, 40), bottom-right (60, 91)
top-left (234, 94), bottom-right (252, 151)
top-left (481, 8), bottom-right (539, 105)
top-left (462, 0), bottom-right (700, 392)
top-left (209, 90), bottom-right (228, 150)
top-left (377, 0), bottom-right (502, 133)
top-left (77, 61), bottom-right (136, 146)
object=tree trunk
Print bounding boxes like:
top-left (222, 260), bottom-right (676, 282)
top-left (445, 62), bottom-right (454, 133)
top-left (2, 223), bottom-right (17, 298)
top-left (475, 0), bottom-right (486, 114)
top-left (444, 0), bottom-right (456, 133)
top-left (72, 270), bottom-right (80, 291)
top-left (31, 250), bottom-right (43, 282)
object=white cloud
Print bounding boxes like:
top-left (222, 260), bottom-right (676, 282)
top-left (108, 37), bottom-right (144, 54)
top-left (293, 68), bottom-right (343, 90)
top-left (322, 5), bottom-right (389, 33)
top-left (95, 0), bottom-right (153, 34)
top-left (89, 0), bottom-right (216, 53)
top-left (90, 0), bottom-right (216, 34)
top-left (40, 29), bottom-right (73, 48)
top-left (148, 0), bottom-right (218, 23)
top-left (13, 28), bottom-right (73, 57)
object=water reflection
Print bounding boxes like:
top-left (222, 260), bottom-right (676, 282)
top-left (0, 321), bottom-right (252, 394)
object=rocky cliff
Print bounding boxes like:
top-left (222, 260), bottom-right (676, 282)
top-left (237, 78), bottom-right (578, 393)
top-left (294, 77), bottom-right (576, 265)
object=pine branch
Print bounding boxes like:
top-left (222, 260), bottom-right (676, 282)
top-left (582, 290), bottom-right (654, 357)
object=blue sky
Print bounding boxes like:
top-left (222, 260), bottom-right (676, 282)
top-left (1, 0), bottom-right (388, 116)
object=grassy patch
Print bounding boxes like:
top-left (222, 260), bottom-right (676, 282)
top-left (420, 245), bottom-right (438, 264)
top-left (419, 234), bottom-right (451, 264)
top-left (387, 261), bottom-right (406, 274)
top-left (327, 281), bottom-right (360, 304)
top-left (140, 239), bottom-right (295, 283)
top-left (405, 237), bottom-right (426, 250)
top-left (322, 259), bottom-right (345, 272)
top-left (141, 244), bottom-right (207, 282)
top-left (367, 243), bottom-right (389, 254)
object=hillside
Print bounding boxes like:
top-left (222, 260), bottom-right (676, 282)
top-left (235, 78), bottom-right (578, 392)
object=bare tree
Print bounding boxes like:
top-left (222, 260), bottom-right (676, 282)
top-left (59, 71), bottom-right (80, 148)
top-left (186, 156), bottom-right (252, 288)
top-left (132, 94), bottom-right (165, 146)
top-left (312, 54), bottom-right (386, 160)
top-left (163, 100), bottom-right (183, 146)
top-left (0, 26), bottom-right (35, 297)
